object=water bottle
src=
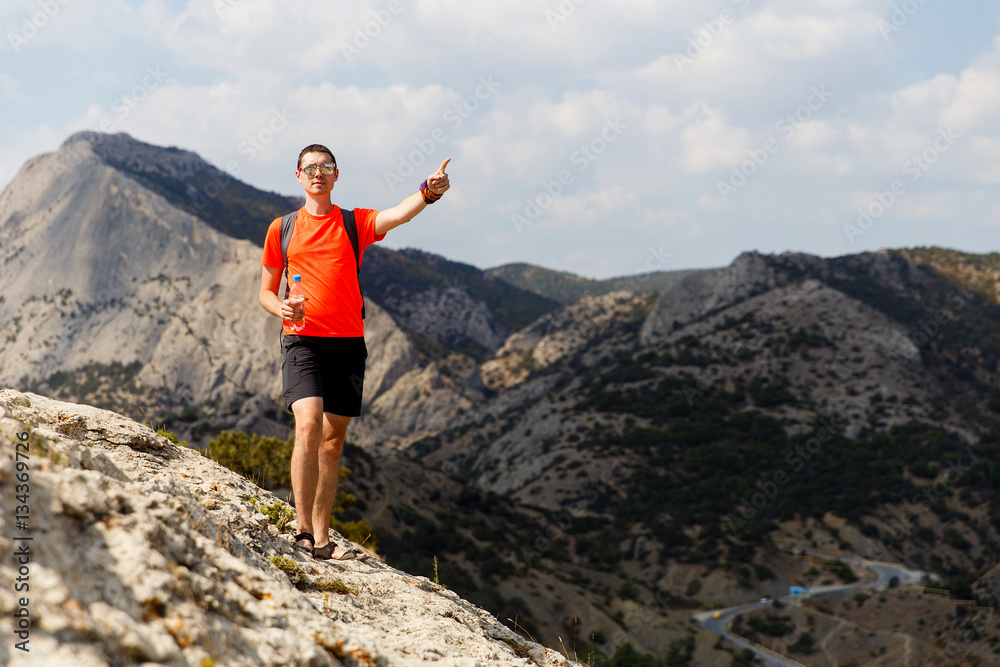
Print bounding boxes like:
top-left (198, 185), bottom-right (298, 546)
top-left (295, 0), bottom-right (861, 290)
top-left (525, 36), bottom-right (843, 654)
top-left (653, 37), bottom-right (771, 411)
top-left (286, 274), bottom-right (306, 332)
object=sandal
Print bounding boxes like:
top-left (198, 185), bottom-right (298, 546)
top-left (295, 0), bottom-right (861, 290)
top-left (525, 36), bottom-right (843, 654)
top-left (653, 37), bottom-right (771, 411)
top-left (313, 542), bottom-right (365, 561)
top-left (293, 532), bottom-right (315, 556)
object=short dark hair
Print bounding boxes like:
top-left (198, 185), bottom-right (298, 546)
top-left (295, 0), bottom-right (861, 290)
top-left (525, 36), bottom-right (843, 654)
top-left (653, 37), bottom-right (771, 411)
top-left (297, 144), bottom-right (336, 170)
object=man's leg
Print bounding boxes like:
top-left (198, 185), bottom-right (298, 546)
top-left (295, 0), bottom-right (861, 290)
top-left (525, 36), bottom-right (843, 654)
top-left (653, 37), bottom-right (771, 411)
top-left (312, 412), bottom-right (352, 549)
top-left (290, 396), bottom-right (325, 539)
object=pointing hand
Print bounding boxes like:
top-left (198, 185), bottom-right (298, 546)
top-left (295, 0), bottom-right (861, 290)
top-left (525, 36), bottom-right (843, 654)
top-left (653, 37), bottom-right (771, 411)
top-left (426, 158), bottom-right (451, 196)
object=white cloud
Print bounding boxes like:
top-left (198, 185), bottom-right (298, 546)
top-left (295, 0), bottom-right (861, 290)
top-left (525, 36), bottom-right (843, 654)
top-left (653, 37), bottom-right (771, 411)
top-left (941, 68), bottom-right (1000, 134)
top-left (0, 124), bottom-right (63, 190)
top-left (786, 120), bottom-right (837, 149)
top-left (679, 106), bottom-right (749, 173)
top-left (750, 10), bottom-right (860, 59)
top-left (3, 1), bottom-right (1000, 275)
top-left (985, 203), bottom-right (1000, 227)
top-left (0, 73), bottom-right (30, 105)
top-left (967, 137), bottom-right (1000, 184)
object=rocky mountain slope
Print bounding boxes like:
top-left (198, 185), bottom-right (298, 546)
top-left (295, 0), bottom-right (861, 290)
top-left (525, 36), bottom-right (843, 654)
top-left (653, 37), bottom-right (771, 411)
top-left (378, 246), bottom-right (1000, 664)
top-left (486, 263), bottom-right (704, 305)
top-left (0, 131), bottom-right (280, 416)
top-left (8, 132), bottom-right (1000, 664)
top-left (0, 388), bottom-right (578, 667)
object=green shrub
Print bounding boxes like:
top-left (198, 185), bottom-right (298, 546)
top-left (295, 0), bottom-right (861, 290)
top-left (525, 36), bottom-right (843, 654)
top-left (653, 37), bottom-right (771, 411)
top-left (313, 578), bottom-right (356, 595)
top-left (665, 635), bottom-right (695, 667)
top-left (616, 579), bottom-right (641, 601)
top-left (330, 516), bottom-right (378, 553)
top-left (156, 426), bottom-right (188, 448)
top-left (788, 631), bottom-right (815, 654)
top-left (268, 555), bottom-right (301, 577)
top-left (204, 430), bottom-right (293, 489)
top-left (745, 613), bottom-right (795, 638)
top-left (261, 501), bottom-right (294, 532)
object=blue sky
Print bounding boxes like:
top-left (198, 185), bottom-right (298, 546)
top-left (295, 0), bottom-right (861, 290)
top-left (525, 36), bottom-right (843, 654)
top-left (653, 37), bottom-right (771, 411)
top-left (2, 1), bottom-right (1000, 279)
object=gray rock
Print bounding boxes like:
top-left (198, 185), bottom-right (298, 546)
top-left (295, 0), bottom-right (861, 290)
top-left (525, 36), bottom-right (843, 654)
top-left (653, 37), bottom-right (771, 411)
top-left (0, 389), bottom-right (579, 667)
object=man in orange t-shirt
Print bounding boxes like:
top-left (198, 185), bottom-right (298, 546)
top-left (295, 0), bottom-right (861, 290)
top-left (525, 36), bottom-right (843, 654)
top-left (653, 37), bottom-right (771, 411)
top-left (259, 143), bottom-right (450, 561)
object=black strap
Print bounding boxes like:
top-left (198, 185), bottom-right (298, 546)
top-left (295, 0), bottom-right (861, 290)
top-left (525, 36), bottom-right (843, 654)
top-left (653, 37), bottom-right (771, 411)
top-left (279, 207), bottom-right (365, 319)
top-left (279, 211), bottom-right (297, 300)
top-left (341, 209), bottom-right (365, 319)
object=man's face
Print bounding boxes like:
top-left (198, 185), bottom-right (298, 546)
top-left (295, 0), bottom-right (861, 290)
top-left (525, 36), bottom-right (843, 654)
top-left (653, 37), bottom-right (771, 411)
top-left (296, 151), bottom-right (338, 195)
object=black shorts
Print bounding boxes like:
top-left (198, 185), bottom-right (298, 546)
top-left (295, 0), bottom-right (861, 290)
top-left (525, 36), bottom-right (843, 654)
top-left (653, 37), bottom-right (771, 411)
top-left (281, 335), bottom-right (368, 416)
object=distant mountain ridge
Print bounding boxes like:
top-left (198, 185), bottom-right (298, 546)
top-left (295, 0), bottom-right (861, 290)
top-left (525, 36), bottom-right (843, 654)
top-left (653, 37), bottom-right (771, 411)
top-left (486, 262), bottom-right (706, 304)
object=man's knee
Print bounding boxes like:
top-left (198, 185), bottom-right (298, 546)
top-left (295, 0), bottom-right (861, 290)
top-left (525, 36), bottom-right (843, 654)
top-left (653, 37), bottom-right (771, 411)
top-left (318, 439), bottom-right (344, 460)
top-left (292, 398), bottom-right (323, 421)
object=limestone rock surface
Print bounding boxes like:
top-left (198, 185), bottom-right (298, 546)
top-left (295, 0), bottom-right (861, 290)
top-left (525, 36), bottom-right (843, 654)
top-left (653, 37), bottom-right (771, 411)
top-left (0, 389), bottom-right (578, 667)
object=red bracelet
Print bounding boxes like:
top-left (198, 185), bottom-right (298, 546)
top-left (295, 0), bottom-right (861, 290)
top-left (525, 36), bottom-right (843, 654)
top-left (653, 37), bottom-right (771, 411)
top-left (420, 180), bottom-right (442, 204)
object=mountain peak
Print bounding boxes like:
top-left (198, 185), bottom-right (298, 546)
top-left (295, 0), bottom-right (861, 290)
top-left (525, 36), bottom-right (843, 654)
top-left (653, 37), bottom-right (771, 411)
top-left (53, 131), bottom-right (301, 244)
top-left (60, 130), bottom-right (229, 190)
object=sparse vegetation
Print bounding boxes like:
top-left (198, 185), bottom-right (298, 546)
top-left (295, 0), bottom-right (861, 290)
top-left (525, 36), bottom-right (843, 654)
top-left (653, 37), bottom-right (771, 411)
top-left (311, 578), bottom-right (356, 596)
top-left (260, 500), bottom-right (294, 532)
top-left (203, 430), bottom-right (293, 489)
top-left (268, 555), bottom-right (301, 577)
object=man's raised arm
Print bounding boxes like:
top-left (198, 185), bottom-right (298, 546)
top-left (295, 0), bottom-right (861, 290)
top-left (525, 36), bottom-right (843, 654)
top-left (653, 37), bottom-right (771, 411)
top-left (375, 158), bottom-right (451, 236)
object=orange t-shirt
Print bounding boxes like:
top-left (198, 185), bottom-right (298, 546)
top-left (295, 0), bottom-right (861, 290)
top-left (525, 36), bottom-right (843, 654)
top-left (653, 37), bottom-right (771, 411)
top-left (261, 206), bottom-right (385, 337)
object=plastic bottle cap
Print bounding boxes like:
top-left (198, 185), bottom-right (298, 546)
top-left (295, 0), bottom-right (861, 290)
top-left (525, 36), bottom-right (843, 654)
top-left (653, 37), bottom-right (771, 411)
top-left (293, 274), bottom-right (301, 282)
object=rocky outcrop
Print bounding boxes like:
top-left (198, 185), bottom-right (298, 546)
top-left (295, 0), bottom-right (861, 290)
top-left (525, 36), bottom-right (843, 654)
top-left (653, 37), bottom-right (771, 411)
top-left (351, 361), bottom-right (482, 451)
top-left (384, 286), bottom-right (511, 354)
top-left (481, 291), bottom-right (646, 391)
top-left (639, 251), bottom-right (821, 343)
top-left (0, 389), bottom-right (578, 666)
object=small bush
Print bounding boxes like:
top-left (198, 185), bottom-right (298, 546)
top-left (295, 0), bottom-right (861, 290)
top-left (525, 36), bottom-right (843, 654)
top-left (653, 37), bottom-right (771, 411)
top-left (262, 501), bottom-right (294, 532)
top-left (313, 578), bottom-right (356, 595)
top-left (331, 516), bottom-right (378, 553)
top-left (204, 430), bottom-right (293, 489)
top-left (617, 579), bottom-right (641, 601)
top-left (156, 426), bottom-right (188, 448)
top-left (269, 555), bottom-right (301, 576)
top-left (788, 631), bottom-right (815, 654)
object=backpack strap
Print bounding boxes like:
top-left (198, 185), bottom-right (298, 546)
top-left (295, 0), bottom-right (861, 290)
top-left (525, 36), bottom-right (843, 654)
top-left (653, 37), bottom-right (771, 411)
top-left (341, 208), bottom-right (365, 320)
top-left (279, 207), bottom-right (365, 319)
top-left (279, 211), bottom-right (297, 300)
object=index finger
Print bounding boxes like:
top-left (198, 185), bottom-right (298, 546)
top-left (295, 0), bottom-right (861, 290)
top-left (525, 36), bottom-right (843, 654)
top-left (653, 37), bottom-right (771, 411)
top-left (435, 158), bottom-right (451, 175)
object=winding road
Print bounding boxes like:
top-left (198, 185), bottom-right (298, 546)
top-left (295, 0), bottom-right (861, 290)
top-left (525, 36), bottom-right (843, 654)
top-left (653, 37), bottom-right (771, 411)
top-left (693, 551), bottom-right (926, 666)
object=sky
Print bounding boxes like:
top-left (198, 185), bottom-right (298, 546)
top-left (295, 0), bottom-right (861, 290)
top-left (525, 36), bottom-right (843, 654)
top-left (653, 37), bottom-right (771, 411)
top-left (2, 1), bottom-right (1000, 279)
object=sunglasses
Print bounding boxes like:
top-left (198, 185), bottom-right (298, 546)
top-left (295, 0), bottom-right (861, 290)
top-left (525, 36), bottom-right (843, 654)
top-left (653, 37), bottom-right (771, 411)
top-left (300, 163), bottom-right (337, 177)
